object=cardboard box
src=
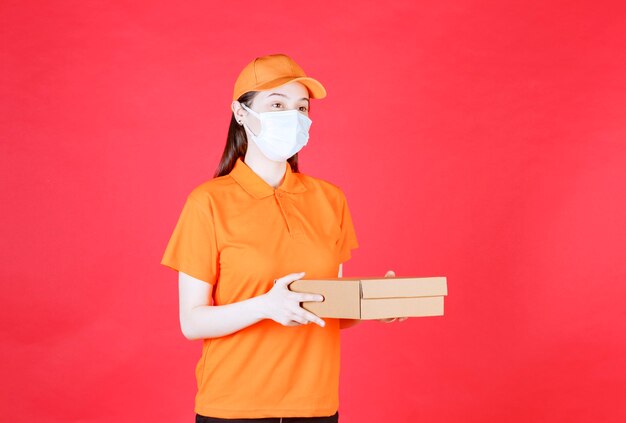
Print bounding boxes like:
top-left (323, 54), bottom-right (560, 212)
top-left (288, 276), bottom-right (447, 320)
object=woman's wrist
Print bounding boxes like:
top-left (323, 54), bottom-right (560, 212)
top-left (250, 293), bottom-right (270, 321)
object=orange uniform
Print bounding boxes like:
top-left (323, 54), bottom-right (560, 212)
top-left (161, 157), bottom-right (359, 418)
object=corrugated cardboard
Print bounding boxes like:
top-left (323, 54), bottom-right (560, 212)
top-left (288, 276), bottom-right (447, 320)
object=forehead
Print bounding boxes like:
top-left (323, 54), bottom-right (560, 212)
top-left (259, 81), bottom-right (309, 101)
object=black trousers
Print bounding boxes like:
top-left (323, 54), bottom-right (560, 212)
top-left (196, 411), bottom-right (339, 423)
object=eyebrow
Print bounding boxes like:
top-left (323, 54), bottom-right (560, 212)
top-left (266, 93), bottom-right (310, 104)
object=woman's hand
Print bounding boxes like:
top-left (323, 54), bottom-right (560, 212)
top-left (260, 271), bottom-right (326, 328)
top-left (378, 270), bottom-right (409, 323)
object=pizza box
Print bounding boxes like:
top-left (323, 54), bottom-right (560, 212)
top-left (288, 276), bottom-right (447, 320)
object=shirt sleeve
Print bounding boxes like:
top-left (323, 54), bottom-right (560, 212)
top-left (160, 193), bottom-right (219, 284)
top-left (336, 190), bottom-right (359, 263)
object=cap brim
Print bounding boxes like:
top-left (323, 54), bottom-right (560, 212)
top-left (250, 76), bottom-right (327, 99)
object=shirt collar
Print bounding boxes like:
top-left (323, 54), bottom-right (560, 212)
top-left (229, 157), bottom-right (307, 199)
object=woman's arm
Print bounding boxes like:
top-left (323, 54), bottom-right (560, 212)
top-left (178, 271), bottom-right (325, 340)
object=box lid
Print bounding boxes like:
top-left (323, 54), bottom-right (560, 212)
top-left (360, 276), bottom-right (447, 299)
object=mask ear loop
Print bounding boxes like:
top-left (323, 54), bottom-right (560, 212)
top-left (239, 103), bottom-right (262, 137)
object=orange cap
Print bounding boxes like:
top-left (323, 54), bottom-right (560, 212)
top-left (232, 53), bottom-right (327, 101)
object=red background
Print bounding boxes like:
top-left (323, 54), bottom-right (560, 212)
top-left (2, 1), bottom-right (625, 422)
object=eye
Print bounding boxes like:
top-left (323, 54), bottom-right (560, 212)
top-left (299, 106), bottom-right (308, 112)
top-left (271, 102), bottom-right (283, 109)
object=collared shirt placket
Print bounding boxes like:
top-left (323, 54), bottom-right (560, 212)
top-left (274, 190), bottom-right (293, 235)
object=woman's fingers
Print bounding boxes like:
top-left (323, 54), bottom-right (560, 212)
top-left (288, 312), bottom-right (309, 325)
top-left (379, 316), bottom-right (409, 323)
top-left (285, 310), bottom-right (325, 327)
top-left (296, 292), bottom-right (324, 302)
top-left (276, 271), bottom-right (306, 286)
top-left (291, 295), bottom-right (325, 326)
top-left (303, 310), bottom-right (325, 327)
top-left (266, 271), bottom-right (316, 327)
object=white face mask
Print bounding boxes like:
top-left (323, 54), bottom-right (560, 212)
top-left (241, 103), bottom-right (312, 162)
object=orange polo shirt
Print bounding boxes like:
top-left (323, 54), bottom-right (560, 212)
top-left (160, 157), bottom-right (359, 419)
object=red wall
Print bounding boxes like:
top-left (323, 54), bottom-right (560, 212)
top-left (2, 1), bottom-right (625, 422)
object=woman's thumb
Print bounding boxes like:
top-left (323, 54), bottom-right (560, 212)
top-left (276, 272), bottom-right (305, 286)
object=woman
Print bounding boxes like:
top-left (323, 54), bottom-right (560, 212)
top-left (161, 53), bottom-right (407, 423)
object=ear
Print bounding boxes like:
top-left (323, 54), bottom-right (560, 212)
top-left (231, 101), bottom-right (247, 124)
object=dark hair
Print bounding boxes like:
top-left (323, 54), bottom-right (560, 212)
top-left (213, 91), bottom-right (301, 178)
